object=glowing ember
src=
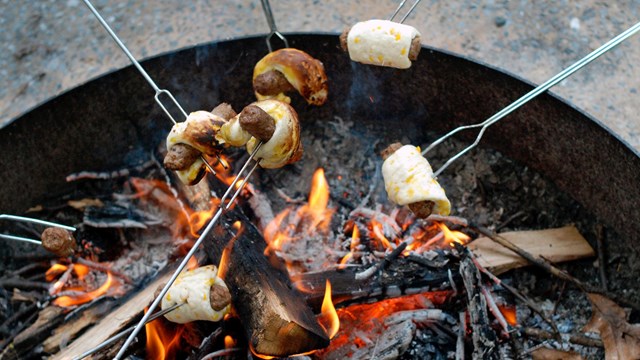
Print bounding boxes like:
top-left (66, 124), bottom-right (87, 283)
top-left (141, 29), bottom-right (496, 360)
top-left (319, 280), bottom-right (340, 339)
top-left (145, 309), bottom-right (185, 360)
top-left (316, 292), bottom-right (451, 358)
top-left (499, 304), bottom-right (517, 326)
top-left (53, 272), bottom-right (119, 307)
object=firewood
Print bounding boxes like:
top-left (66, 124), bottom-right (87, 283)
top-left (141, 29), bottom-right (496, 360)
top-left (206, 210), bottom-right (330, 357)
top-left (292, 257), bottom-right (454, 310)
top-left (468, 225), bottom-right (594, 275)
top-left (50, 271), bottom-right (173, 360)
top-left (459, 256), bottom-right (499, 360)
top-left (4, 306), bottom-right (65, 357)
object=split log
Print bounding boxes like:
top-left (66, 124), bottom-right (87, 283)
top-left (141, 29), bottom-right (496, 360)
top-left (467, 225), bottom-right (594, 275)
top-left (206, 210), bottom-right (330, 357)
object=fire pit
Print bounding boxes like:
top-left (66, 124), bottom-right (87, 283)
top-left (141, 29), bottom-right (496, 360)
top-left (1, 34), bottom-right (640, 359)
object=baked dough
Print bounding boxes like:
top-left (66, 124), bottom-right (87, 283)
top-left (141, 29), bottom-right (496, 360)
top-left (161, 265), bottom-right (230, 324)
top-left (382, 145), bottom-right (451, 215)
top-left (217, 100), bottom-right (302, 169)
top-left (253, 48), bottom-right (328, 105)
top-left (347, 19), bottom-right (421, 69)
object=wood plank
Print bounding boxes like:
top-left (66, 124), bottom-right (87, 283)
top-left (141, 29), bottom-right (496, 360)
top-left (468, 225), bottom-right (595, 275)
top-left (51, 271), bottom-right (173, 360)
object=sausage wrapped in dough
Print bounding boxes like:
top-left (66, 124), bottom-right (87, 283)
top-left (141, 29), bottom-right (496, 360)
top-left (340, 20), bottom-right (421, 69)
top-left (381, 143), bottom-right (451, 217)
top-left (161, 265), bottom-right (231, 324)
top-left (217, 100), bottom-right (302, 169)
top-left (164, 104), bottom-right (237, 185)
top-left (253, 48), bottom-right (328, 106)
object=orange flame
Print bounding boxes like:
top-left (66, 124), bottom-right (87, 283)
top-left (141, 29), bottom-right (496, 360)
top-left (437, 223), bottom-right (471, 246)
top-left (45, 264), bottom-right (68, 281)
top-left (339, 226), bottom-right (360, 269)
top-left (224, 335), bottom-right (236, 349)
top-left (309, 168), bottom-right (329, 212)
top-left (53, 272), bottom-right (118, 307)
top-left (188, 205), bottom-right (217, 237)
top-left (74, 264), bottom-right (90, 280)
top-left (187, 256), bottom-right (198, 271)
top-left (370, 220), bottom-right (393, 250)
top-left (263, 168), bottom-right (335, 275)
top-left (218, 221), bottom-right (244, 280)
top-left (319, 280), bottom-right (340, 339)
top-left (145, 309), bottom-right (184, 360)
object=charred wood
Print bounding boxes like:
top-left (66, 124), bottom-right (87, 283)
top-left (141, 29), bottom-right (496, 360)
top-left (460, 255), bottom-right (499, 360)
top-left (206, 210), bottom-right (330, 357)
top-left (3, 306), bottom-right (65, 357)
top-left (0, 278), bottom-right (49, 291)
top-left (291, 257), bottom-right (455, 311)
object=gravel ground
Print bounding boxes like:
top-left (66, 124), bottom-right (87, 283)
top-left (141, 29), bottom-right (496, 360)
top-left (1, 0), bottom-right (639, 149)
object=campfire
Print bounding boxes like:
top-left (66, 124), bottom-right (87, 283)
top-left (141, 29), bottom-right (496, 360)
top-left (1, 15), bottom-right (640, 357)
top-left (2, 125), bottom-right (637, 360)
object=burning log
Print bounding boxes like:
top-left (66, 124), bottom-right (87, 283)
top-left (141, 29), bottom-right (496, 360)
top-left (206, 210), bottom-right (330, 357)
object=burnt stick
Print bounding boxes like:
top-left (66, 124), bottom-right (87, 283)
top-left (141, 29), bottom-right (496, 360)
top-left (459, 255), bottom-right (499, 360)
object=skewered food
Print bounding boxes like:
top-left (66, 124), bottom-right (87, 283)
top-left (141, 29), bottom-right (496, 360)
top-left (340, 20), bottom-right (421, 69)
top-left (164, 103), bottom-right (237, 185)
top-left (253, 48), bottom-right (328, 106)
top-left (41, 227), bottom-right (76, 257)
top-left (218, 100), bottom-right (303, 169)
top-left (160, 265), bottom-right (231, 324)
top-left (381, 143), bottom-right (451, 218)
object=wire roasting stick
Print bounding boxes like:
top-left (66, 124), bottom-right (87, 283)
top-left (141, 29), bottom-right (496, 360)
top-left (0, 214), bottom-right (76, 245)
top-left (78, 1), bottom-right (268, 358)
top-left (260, 0), bottom-right (289, 52)
top-left (424, 20), bottom-right (640, 178)
top-left (73, 303), bottom-right (183, 360)
top-left (81, 0), bottom-right (218, 175)
top-left (388, 0), bottom-right (423, 23)
top-left (114, 142), bottom-right (262, 359)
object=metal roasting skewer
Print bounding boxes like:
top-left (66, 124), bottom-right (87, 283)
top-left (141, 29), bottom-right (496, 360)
top-left (79, 1), bottom-right (268, 358)
top-left (81, 0), bottom-right (218, 175)
top-left (114, 143), bottom-right (263, 359)
top-left (73, 303), bottom-right (183, 360)
top-left (425, 20), bottom-right (640, 178)
top-left (0, 214), bottom-right (76, 245)
top-left (388, 0), bottom-right (423, 23)
top-left (261, 0), bottom-right (289, 52)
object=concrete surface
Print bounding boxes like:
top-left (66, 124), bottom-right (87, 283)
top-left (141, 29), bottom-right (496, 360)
top-left (1, 1), bottom-right (639, 149)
